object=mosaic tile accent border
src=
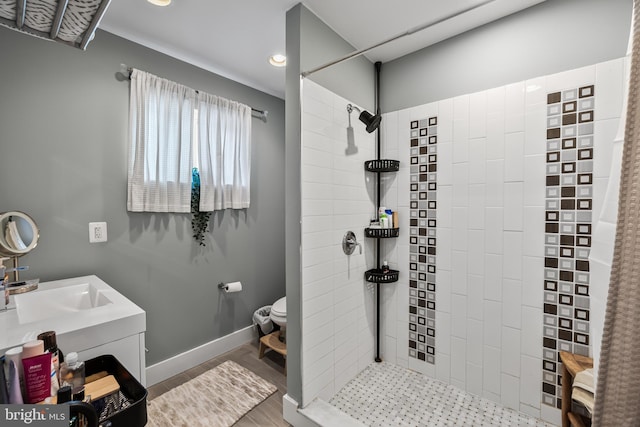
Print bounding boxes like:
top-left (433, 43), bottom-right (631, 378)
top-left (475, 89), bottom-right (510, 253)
top-left (542, 85), bottom-right (595, 409)
top-left (409, 117), bottom-right (438, 364)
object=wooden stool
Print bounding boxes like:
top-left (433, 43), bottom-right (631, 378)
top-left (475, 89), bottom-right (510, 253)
top-left (559, 351), bottom-right (593, 427)
top-left (259, 330), bottom-right (287, 375)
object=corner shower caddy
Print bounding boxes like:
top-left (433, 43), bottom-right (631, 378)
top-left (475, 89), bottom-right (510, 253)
top-left (363, 159), bottom-right (400, 285)
top-left (364, 62), bottom-right (399, 363)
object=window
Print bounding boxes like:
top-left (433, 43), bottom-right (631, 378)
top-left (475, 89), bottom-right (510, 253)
top-left (127, 69), bottom-right (251, 212)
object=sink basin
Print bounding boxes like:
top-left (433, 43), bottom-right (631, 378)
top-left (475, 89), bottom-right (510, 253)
top-left (14, 282), bottom-right (113, 324)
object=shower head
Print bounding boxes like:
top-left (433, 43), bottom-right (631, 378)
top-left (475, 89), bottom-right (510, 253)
top-left (347, 104), bottom-right (381, 133)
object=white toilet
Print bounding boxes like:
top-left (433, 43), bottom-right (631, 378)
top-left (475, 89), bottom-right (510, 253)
top-left (270, 296), bottom-right (286, 342)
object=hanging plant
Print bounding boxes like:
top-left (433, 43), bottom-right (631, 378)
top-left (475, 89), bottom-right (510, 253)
top-left (191, 168), bottom-right (211, 246)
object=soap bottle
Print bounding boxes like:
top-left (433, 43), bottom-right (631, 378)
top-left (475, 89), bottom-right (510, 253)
top-left (38, 331), bottom-right (63, 394)
top-left (59, 352), bottom-right (85, 400)
top-left (382, 261), bottom-right (390, 274)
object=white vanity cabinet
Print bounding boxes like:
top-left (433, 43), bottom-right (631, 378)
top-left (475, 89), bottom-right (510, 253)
top-left (0, 275), bottom-right (147, 385)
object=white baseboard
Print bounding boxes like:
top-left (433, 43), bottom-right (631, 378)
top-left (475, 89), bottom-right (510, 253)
top-left (145, 325), bottom-right (257, 386)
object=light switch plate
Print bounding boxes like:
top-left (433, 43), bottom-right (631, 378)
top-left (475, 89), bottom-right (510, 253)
top-left (89, 222), bottom-right (107, 243)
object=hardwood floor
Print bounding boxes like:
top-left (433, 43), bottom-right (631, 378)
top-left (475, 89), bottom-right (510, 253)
top-left (146, 340), bottom-right (291, 426)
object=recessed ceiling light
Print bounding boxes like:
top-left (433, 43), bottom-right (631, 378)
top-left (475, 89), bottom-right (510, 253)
top-left (148, 0), bottom-right (171, 6)
top-left (269, 54), bottom-right (286, 67)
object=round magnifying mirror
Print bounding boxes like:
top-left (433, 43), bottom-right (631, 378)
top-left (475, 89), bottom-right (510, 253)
top-left (0, 211), bottom-right (39, 256)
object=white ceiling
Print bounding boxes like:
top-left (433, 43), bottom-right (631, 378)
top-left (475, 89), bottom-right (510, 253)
top-left (99, 0), bottom-right (546, 99)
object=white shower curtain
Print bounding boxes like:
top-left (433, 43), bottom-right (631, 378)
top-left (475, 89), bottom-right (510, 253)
top-left (196, 92), bottom-right (252, 211)
top-left (127, 69), bottom-right (196, 212)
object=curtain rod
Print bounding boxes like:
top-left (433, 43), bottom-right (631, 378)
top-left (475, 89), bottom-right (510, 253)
top-left (121, 65), bottom-right (268, 120)
top-left (300, 0), bottom-right (496, 78)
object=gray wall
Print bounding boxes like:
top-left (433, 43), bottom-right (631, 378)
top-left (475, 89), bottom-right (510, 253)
top-left (382, 0), bottom-right (633, 112)
top-left (0, 27), bottom-right (285, 366)
top-left (285, 3), bottom-right (376, 404)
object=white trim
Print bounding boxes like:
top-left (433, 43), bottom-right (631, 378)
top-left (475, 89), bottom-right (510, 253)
top-left (145, 325), bottom-right (256, 386)
top-left (283, 394), bottom-right (320, 427)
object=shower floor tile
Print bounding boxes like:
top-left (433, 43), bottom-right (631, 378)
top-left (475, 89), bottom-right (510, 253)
top-left (328, 362), bottom-right (557, 427)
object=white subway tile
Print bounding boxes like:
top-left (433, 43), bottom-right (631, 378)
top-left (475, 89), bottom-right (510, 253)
top-left (523, 206), bottom-right (544, 257)
top-left (521, 306), bottom-right (542, 358)
top-left (437, 185), bottom-right (453, 228)
top-left (483, 300), bottom-right (502, 348)
top-left (486, 112), bottom-right (506, 161)
top-left (437, 269), bottom-right (452, 313)
top-left (501, 373), bottom-right (521, 411)
top-left (453, 94), bottom-right (470, 122)
top-left (469, 91), bottom-right (487, 138)
top-left (467, 274), bottom-right (484, 321)
top-left (485, 159), bottom-right (504, 207)
top-left (524, 77), bottom-right (546, 108)
top-left (501, 326), bottom-right (521, 377)
top-left (467, 230), bottom-right (485, 276)
top-left (594, 118), bottom-right (620, 179)
top-left (595, 58), bottom-right (625, 120)
top-left (468, 184), bottom-right (486, 230)
top-left (485, 207), bottom-right (504, 255)
top-left (484, 254), bottom-right (503, 302)
top-left (436, 352), bottom-right (452, 383)
top-left (452, 163), bottom-right (469, 207)
top-left (503, 231), bottom-right (523, 280)
top-left (453, 136), bottom-right (469, 164)
top-left (504, 182), bottom-right (524, 231)
top-left (502, 279), bottom-right (522, 329)
top-left (450, 337), bottom-right (467, 383)
top-left (452, 208), bottom-right (469, 250)
top-left (522, 256), bottom-right (543, 309)
top-left (451, 250), bottom-right (468, 295)
top-left (436, 311), bottom-right (452, 355)
top-left (438, 98), bottom-right (454, 143)
top-left (469, 138), bottom-right (487, 184)
top-left (451, 294), bottom-right (467, 338)
top-left (523, 154), bottom-right (545, 207)
top-left (483, 346), bottom-right (501, 395)
top-left (523, 104), bottom-right (546, 156)
top-left (438, 142), bottom-right (453, 185)
top-left (520, 355), bottom-right (542, 409)
top-left (504, 132), bottom-right (525, 182)
top-left (437, 228), bottom-right (452, 271)
top-left (541, 404), bottom-right (562, 426)
top-left (505, 81), bottom-right (525, 133)
top-left (466, 362), bottom-right (483, 395)
top-left (466, 319), bottom-right (483, 365)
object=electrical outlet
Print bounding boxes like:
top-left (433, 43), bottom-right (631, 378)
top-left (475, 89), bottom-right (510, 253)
top-left (89, 222), bottom-right (107, 243)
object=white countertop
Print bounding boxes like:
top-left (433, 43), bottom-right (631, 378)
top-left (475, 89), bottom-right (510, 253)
top-left (0, 275), bottom-right (145, 356)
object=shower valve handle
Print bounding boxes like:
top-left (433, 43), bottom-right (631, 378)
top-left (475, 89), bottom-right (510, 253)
top-left (342, 231), bottom-right (362, 255)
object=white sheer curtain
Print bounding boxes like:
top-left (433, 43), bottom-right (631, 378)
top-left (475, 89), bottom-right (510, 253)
top-left (127, 69), bottom-right (196, 212)
top-left (197, 92), bottom-right (252, 210)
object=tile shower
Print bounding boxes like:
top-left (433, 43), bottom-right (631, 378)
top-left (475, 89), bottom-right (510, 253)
top-left (300, 57), bottom-right (625, 425)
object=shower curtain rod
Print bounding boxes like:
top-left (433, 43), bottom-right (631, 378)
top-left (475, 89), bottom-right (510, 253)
top-left (300, 0), bottom-right (496, 78)
top-left (122, 66), bottom-right (268, 119)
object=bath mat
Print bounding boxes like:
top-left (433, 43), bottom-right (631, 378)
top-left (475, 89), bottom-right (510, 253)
top-left (146, 360), bottom-right (277, 427)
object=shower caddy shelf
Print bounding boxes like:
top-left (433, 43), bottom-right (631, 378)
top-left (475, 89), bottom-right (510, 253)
top-left (363, 159), bottom-right (400, 286)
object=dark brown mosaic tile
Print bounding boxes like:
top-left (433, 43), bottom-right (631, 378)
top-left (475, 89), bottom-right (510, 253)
top-left (544, 86), bottom-right (594, 409)
top-left (409, 117), bottom-right (438, 365)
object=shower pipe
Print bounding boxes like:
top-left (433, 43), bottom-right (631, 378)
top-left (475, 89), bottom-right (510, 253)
top-left (120, 65), bottom-right (268, 120)
top-left (375, 60), bottom-right (382, 363)
top-left (300, 0), bottom-right (496, 78)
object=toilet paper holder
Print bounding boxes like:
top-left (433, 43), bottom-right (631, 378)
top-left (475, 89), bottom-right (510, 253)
top-left (218, 281), bottom-right (243, 293)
